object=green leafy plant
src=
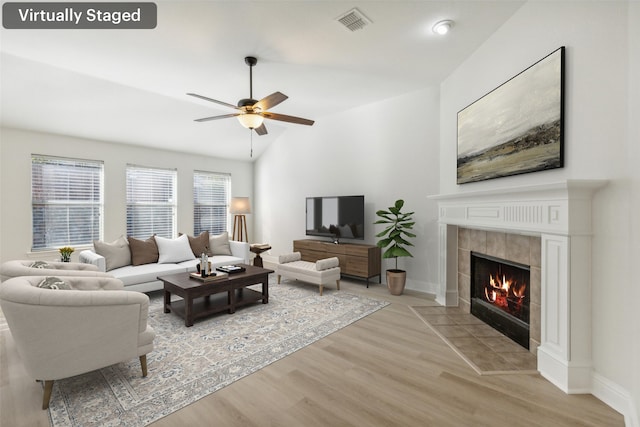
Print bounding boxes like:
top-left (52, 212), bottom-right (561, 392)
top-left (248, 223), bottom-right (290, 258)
top-left (375, 199), bottom-right (415, 270)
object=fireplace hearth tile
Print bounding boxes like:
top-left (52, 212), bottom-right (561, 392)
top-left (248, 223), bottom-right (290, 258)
top-left (419, 314), bottom-right (455, 325)
top-left (412, 306), bottom-right (538, 375)
top-left (462, 324), bottom-right (507, 338)
top-left (446, 313), bottom-right (485, 325)
top-left (447, 336), bottom-right (490, 352)
top-left (482, 336), bottom-right (529, 353)
top-left (434, 325), bottom-right (473, 338)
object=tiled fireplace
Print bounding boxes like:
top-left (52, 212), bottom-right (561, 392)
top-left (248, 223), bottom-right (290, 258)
top-left (461, 230), bottom-right (538, 351)
top-left (429, 180), bottom-right (606, 394)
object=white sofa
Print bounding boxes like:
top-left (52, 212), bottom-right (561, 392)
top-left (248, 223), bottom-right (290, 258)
top-left (79, 233), bottom-right (250, 293)
top-left (0, 275), bottom-right (155, 409)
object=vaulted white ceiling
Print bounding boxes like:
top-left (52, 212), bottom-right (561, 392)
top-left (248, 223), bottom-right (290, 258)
top-left (0, 1), bottom-right (524, 160)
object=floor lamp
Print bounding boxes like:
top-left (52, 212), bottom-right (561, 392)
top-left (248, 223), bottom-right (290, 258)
top-left (230, 197), bottom-right (250, 242)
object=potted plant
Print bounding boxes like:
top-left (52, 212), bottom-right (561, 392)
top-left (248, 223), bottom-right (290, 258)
top-left (375, 199), bottom-right (415, 295)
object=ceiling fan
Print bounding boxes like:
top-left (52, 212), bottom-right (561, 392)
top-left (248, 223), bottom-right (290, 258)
top-left (187, 56), bottom-right (314, 135)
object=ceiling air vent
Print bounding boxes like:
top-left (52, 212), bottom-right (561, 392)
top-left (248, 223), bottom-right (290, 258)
top-left (336, 8), bottom-right (371, 32)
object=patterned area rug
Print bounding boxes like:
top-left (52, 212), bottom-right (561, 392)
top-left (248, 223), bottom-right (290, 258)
top-left (47, 281), bottom-right (388, 426)
top-left (411, 305), bottom-right (537, 375)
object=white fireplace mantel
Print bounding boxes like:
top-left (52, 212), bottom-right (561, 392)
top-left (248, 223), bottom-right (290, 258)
top-left (428, 179), bottom-right (607, 394)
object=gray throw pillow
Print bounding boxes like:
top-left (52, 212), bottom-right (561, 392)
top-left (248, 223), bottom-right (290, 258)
top-left (94, 236), bottom-right (131, 271)
top-left (37, 276), bottom-right (71, 290)
top-left (30, 260), bottom-right (50, 269)
top-left (209, 232), bottom-right (232, 256)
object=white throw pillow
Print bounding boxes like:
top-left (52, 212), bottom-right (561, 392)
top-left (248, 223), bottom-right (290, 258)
top-left (155, 234), bottom-right (196, 264)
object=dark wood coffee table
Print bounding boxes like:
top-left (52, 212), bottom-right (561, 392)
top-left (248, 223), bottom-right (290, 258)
top-left (159, 264), bottom-right (273, 327)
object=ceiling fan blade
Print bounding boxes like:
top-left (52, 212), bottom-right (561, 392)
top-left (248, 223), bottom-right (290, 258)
top-left (262, 111), bottom-right (314, 126)
top-left (254, 91), bottom-right (288, 111)
top-left (187, 93), bottom-right (239, 110)
top-left (254, 123), bottom-right (268, 135)
top-left (194, 113), bottom-right (240, 122)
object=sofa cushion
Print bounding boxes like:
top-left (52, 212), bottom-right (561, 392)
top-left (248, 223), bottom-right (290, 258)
top-left (128, 236), bottom-right (159, 266)
top-left (94, 236), bottom-right (131, 271)
top-left (155, 234), bottom-right (196, 264)
top-left (180, 231), bottom-right (212, 257)
top-left (209, 232), bottom-right (232, 256)
top-left (37, 276), bottom-right (71, 290)
top-left (109, 263), bottom-right (187, 287)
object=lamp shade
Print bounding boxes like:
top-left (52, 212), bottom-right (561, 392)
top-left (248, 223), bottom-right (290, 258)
top-left (230, 197), bottom-right (251, 214)
top-left (237, 113), bottom-right (264, 129)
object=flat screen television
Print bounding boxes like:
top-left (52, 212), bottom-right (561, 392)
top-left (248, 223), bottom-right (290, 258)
top-left (306, 195), bottom-right (364, 242)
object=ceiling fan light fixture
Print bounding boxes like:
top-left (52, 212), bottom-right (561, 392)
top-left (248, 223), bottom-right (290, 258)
top-left (237, 113), bottom-right (264, 129)
top-left (433, 20), bottom-right (453, 35)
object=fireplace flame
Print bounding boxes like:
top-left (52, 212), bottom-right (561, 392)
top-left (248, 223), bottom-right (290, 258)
top-left (484, 273), bottom-right (527, 315)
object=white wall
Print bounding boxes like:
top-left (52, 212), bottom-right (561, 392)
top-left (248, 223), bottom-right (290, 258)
top-left (254, 87), bottom-right (441, 293)
top-left (0, 127), bottom-right (253, 262)
top-left (440, 1), bottom-right (637, 424)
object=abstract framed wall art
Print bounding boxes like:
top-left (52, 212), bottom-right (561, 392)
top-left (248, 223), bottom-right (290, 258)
top-left (457, 46), bottom-right (565, 184)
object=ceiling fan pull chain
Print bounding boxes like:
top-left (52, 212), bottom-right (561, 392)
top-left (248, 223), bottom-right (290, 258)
top-left (250, 130), bottom-right (253, 158)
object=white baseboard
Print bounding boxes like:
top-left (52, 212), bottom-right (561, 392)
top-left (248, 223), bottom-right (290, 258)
top-left (591, 372), bottom-right (639, 427)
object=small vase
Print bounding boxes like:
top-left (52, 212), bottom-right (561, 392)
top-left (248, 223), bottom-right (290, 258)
top-left (61, 254), bottom-right (71, 262)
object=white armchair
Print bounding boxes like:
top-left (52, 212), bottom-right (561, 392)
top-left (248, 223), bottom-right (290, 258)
top-left (0, 275), bottom-right (155, 409)
top-left (0, 260), bottom-right (111, 281)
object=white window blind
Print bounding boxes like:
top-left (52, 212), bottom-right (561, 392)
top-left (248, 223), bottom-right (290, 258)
top-left (193, 171), bottom-right (230, 235)
top-left (31, 155), bottom-right (104, 250)
top-left (126, 165), bottom-right (177, 239)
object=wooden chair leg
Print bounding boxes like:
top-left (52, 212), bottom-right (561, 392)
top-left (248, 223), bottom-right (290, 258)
top-left (336, 279), bottom-right (340, 291)
top-left (277, 275), bottom-right (281, 284)
top-left (42, 380), bottom-right (54, 410)
top-left (319, 285), bottom-right (323, 296)
top-left (140, 355), bottom-right (148, 377)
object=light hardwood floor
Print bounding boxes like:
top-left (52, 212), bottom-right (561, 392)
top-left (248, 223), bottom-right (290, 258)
top-left (0, 278), bottom-right (624, 426)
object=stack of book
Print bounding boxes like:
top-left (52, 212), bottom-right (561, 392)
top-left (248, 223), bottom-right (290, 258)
top-left (216, 265), bottom-right (246, 274)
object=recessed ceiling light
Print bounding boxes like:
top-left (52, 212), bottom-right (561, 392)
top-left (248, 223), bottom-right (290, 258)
top-left (433, 20), bottom-right (454, 35)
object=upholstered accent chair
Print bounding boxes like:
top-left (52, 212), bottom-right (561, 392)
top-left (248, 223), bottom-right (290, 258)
top-left (0, 275), bottom-right (155, 409)
top-left (0, 260), bottom-right (111, 282)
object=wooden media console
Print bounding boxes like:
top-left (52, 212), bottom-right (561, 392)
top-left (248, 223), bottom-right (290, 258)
top-left (293, 239), bottom-right (381, 287)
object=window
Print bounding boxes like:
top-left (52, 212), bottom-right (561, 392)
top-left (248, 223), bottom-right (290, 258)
top-left (31, 155), bottom-right (104, 250)
top-left (193, 171), bottom-right (230, 235)
top-left (126, 165), bottom-right (177, 239)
